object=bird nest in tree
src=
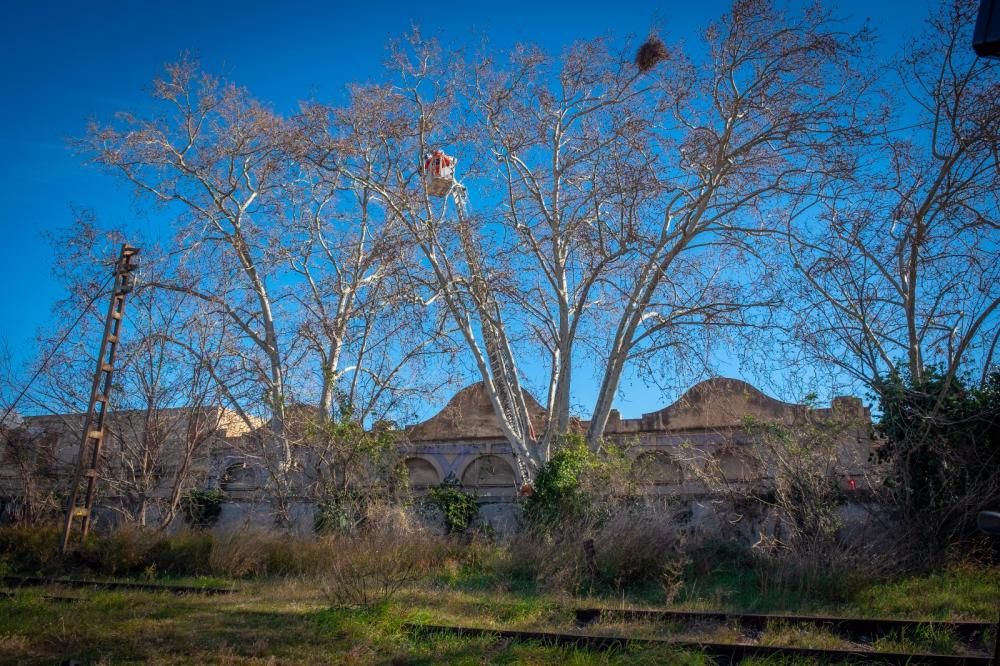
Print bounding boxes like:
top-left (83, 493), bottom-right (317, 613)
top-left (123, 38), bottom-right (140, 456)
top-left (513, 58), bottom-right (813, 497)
top-left (635, 36), bottom-right (668, 73)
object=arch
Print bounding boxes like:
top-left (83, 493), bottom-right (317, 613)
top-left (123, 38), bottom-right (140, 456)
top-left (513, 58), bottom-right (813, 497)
top-left (220, 462), bottom-right (259, 493)
top-left (631, 451), bottom-right (684, 485)
top-left (404, 457), bottom-right (441, 489)
top-left (460, 455), bottom-right (516, 489)
top-left (714, 449), bottom-right (755, 482)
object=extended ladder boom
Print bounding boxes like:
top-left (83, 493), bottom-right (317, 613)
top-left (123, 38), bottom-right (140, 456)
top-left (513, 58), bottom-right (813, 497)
top-left (452, 186), bottom-right (535, 484)
top-left (423, 149), bottom-right (537, 486)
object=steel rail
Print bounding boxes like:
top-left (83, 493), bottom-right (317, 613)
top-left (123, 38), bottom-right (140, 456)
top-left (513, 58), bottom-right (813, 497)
top-left (573, 607), bottom-right (994, 644)
top-left (404, 623), bottom-right (993, 665)
top-left (0, 590), bottom-right (82, 603)
top-left (1, 575), bottom-right (237, 595)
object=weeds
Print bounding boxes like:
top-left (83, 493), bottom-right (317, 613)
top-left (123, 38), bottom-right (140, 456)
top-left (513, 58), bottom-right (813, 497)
top-left (427, 482), bottom-right (479, 534)
top-left (321, 529), bottom-right (444, 608)
top-left (872, 625), bottom-right (958, 655)
top-left (500, 502), bottom-right (688, 599)
top-left (0, 523), bottom-right (60, 573)
top-left (0, 523), bottom-right (997, 663)
top-left (3, 524), bottom-right (996, 621)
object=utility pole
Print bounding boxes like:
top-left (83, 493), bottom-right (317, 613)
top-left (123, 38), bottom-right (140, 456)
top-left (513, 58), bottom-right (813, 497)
top-left (60, 244), bottom-right (140, 554)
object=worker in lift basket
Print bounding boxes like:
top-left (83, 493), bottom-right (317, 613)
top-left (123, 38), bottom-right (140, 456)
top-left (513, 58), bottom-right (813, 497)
top-left (423, 149), bottom-right (457, 196)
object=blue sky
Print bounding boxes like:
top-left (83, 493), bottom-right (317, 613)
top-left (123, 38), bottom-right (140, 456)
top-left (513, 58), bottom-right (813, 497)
top-left (0, 0), bottom-right (929, 419)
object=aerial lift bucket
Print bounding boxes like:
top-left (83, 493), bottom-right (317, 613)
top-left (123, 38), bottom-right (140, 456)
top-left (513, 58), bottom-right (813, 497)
top-left (423, 149), bottom-right (457, 197)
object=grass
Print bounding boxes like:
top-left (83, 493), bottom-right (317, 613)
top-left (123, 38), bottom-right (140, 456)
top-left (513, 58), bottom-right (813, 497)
top-left (871, 625), bottom-right (959, 655)
top-left (1, 528), bottom-right (998, 663)
top-left (1, 560), bottom-right (997, 664)
top-left (756, 623), bottom-right (848, 650)
top-left (0, 581), bottom-right (708, 664)
top-left (846, 563), bottom-right (1000, 620)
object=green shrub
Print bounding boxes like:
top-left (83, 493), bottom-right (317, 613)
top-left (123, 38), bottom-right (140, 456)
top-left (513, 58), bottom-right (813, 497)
top-left (0, 523), bottom-right (61, 573)
top-left (181, 489), bottom-right (225, 530)
top-left (148, 531), bottom-right (214, 575)
top-left (313, 492), bottom-right (370, 534)
top-left (876, 368), bottom-right (1000, 559)
top-left (427, 484), bottom-right (478, 534)
top-left (314, 500), bottom-right (348, 534)
top-left (78, 527), bottom-right (155, 576)
top-left (524, 433), bottom-right (616, 528)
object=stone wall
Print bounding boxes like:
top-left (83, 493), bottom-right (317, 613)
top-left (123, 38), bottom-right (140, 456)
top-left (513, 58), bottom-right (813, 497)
top-left (399, 378), bottom-right (872, 504)
top-left (3, 377), bottom-right (874, 538)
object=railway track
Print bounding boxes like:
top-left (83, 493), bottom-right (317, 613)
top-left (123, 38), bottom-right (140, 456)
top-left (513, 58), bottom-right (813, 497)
top-left (406, 623), bottom-right (994, 664)
top-left (573, 606), bottom-right (995, 644)
top-left (406, 603), bottom-right (999, 665)
top-left (0, 575), bottom-right (237, 595)
top-left (3, 578), bottom-right (993, 663)
top-left (0, 589), bottom-right (81, 603)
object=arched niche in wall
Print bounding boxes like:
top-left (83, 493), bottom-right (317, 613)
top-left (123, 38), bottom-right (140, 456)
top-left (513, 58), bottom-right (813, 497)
top-left (461, 455), bottom-right (516, 497)
top-left (631, 451), bottom-right (684, 485)
top-left (404, 457), bottom-right (441, 490)
top-left (221, 462), bottom-right (259, 495)
top-left (713, 449), bottom-right (755, 482)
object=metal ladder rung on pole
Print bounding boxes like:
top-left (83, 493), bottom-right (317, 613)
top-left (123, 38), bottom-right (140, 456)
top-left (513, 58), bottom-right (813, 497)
top-left (60, 244), bottom-right (140, 554)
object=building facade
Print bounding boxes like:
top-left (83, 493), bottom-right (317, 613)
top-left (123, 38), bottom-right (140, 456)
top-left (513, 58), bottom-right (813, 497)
top-left (400, 378), bottom-right (872, 531)
top-left (1, 378), bottom-right (873, 534)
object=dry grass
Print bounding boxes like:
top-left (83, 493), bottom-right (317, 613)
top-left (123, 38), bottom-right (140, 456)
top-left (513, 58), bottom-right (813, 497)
top-left (1, 546), bottom-right (997, 664)
top-left (1, 520), bottom-right (998, 663)
top-left (757, 622), bottom-right (850, 650)
top-left (501, 504), bottom-right (687, 597)
top-left (321, 528), bottom-right (446, 608)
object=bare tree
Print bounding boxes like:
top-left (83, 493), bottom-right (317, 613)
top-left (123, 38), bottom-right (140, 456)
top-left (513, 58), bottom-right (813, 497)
top-left (312, 38), bottom-right (548, 484)
top-left (101, 282), bottom-right (228, 530)
top-left (584, 1), bottom-right (868, 444)
top-left (317, 3), bottom-right (867, 479)
top-left (79, 59), bottom-right (449, 521)
top-left (81, 59), bottom-right (296, 468)
top-left (278, 125), bottom-right (448, 424)
top-left (0, 342), bottom-right (63, 524)
top-left (12, 226), bottom-right (234, 529)
top-left (784, 0), bottom-right (1000, 400)
top-left (472, 38), bottom-right (656, 446)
